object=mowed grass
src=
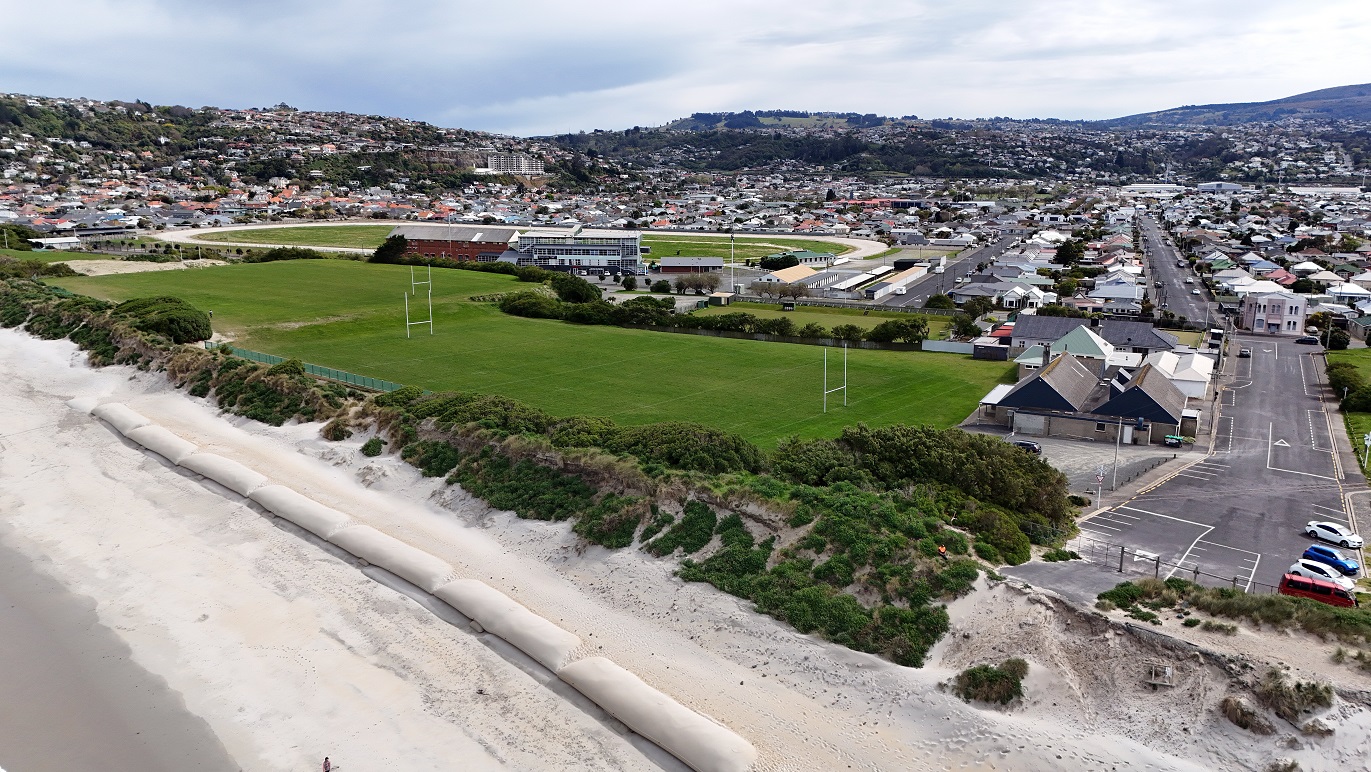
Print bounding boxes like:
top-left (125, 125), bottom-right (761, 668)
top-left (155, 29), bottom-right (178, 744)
top-left (1328, 349), bottom-right (1371, 472)
top-left (695, 301), bottom-right (951, 336)
top-left (643, 234), bottom-right (852, 262)
top-left (2, 248), bottom-right (109, 262)
top-left (53, 262), bottom-right (1014, 448)
top-left (192, 225), bottom-right (395, 248)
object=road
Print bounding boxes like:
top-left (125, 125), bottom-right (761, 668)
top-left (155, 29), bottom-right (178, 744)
top-left (1006, 334), bottom-right (1368, 602)
top-left (1139, 214), bottom-right (1211, 326)
top-left (881, 236), bottom-right (1017, 308)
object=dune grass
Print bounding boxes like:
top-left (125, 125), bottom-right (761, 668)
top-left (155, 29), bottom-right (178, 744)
top-left (53, 260), bottom-right (1014, 449)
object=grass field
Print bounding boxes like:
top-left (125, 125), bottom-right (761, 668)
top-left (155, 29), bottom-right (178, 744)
top-left (187, 224), bottom-right (856, 263)
top-left (192, 225), bottom-right (394, 248)
top-left (54, 262), bottom-right (1014, 448)
top-left (2, 248), bottom-right (113, 263)
top-left (1326, 349), bottom-right (1371, 472)
top-left (695, 301), bottom-right (951, 336)
top-left (642, 234), bottom-right (852, 262)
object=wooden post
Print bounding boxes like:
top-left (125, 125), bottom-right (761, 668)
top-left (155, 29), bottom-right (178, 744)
top-left (1154, 556), bottom-right (1160, 579)
top-left (1118, 546), bottom-right (1125, 573)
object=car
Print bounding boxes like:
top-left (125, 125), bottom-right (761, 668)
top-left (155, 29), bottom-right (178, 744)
top-left (1295, 336), bottom-right (1320, 345)
top-left (1010, 439), bottom-right (1042, 454)
top-left (1154, 281), bottom-right (1164, 288)
top-left (1191, 289), bottom-right (1201, 295)
top-left (1279, 573), bottom-right (1358, 608)
top-left (1288, 559), bottom-right (1356, 591)
top-left (1306, 520), bottom-right (1364, 548)
top-left (1238, 348), bottom-right (1251, 358)
top-left (1302, 544), bottom-right (1360, 575)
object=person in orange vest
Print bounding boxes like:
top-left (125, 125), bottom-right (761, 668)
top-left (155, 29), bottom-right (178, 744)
top-left (938, 544), bottom-right (948, 561)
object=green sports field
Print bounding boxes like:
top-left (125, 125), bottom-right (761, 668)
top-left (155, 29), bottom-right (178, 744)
top-left (54, 262), bottom-right (1013, 448)
top-left (694, 301), bottom-right (951, 336)
top-left (192, 225), bottom-right (394, 248)
top-left (188, 224), bottom-right (854, 263)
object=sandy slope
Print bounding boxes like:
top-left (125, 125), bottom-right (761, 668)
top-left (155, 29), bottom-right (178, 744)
top-left (2, 327), bottom-right (1366, 770)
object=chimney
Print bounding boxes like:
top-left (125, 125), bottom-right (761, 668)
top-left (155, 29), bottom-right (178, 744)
top-left (1090, 316), bottom-right (1101, 328)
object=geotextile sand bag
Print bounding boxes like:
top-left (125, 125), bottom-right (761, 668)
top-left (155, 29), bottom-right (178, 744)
top-left (433, 579), bottom-right (582, 672)
top-left (248, 485), bottom-right (353, 539)
top-left (92, 402), bottom-right (151, 435)
top-left (124, 425), bottom-right (199, 464)
top-left (178, 452), bottom-right (268, 496)
top-left (557, 657), bottom-right (757, 772)
top-left (327, 524), bottom-right (454, 592)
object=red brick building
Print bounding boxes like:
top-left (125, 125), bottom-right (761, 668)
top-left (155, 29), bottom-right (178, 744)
top-left (389, 224), bottom-right (518, 262)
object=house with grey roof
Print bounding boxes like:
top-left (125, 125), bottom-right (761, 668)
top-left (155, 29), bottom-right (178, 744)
top-left (1009, 315), bottom-right (1178, 355)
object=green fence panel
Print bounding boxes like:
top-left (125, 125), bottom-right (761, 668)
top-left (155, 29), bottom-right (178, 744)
top-left (206, 343), bottom-right (404, 392)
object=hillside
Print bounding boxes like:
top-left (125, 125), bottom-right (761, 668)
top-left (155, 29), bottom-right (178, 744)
top-left (1097, 83), bottom-right (1371, 127)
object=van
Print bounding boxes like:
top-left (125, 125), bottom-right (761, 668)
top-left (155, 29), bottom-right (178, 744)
top-left (1279, 573), bottom-right (1358, 607)
top-left (895, 286), bottom-right (907, 295)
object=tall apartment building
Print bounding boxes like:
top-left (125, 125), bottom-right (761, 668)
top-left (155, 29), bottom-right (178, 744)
top-left (485, 153), bottom-right (545, 176)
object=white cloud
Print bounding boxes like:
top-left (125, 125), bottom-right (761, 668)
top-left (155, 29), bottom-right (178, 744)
top-left (1, 0), bottom-right (1368, 135)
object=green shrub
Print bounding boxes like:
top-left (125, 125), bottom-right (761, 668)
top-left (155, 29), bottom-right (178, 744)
top-left (1183, 617), bottom-right (1202, 627)
top-left (401, 440), bottom-right (462, 478)
top-left (648, 500), bottom-right (718, 556)
top-left (267, 358), bottom-right (307, 378)
top-left (1042, 548), bottom-right (1080, 562)
top-left (498, 290), bottom-right (564, 319)
top-left (1201, 620), bottom-right (1238, 635)
top-left (245, 246), bottom-right (328, 263)
top-left (573, 495), bottom-right (644, 549)
top-left (954, 658), bottom-right (1029, 704)
top-left (548, 272), bottom-right (602, 303)
top-left (322, 417), bottom-right (352, 441)
top-left (374, 385), bottom-right (423, 408)
top-left (973, 541), bottom-right (1003, 564)
top-left (449, 448), bottom-right (596, 522)
top-left (361, 437), bottom-right (387, 457)
top-left (609, 421), bottom-right (762, 474)
top-left (113, 296), bottom-right (212, 343)
top-left (638, 506), bottom-right (674, 544)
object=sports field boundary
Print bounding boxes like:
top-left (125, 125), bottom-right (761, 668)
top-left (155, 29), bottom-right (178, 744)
top-left (206, 343), bottom-right (405, 392)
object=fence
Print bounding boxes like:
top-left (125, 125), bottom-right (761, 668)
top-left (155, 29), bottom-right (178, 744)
top-left (1065, 532), bottom-right (1279, 595)
top-left (206, 343), bottom-right (406, 392)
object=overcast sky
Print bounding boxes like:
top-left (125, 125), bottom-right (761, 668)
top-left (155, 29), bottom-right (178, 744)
top-left (4, 1), bottom-right (1369, 136)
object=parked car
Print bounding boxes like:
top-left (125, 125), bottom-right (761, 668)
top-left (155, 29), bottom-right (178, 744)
top-left (1306, 521), bottom-right (1364, 548)
top-left (1279, 573), bottom-right (1358, 607)
top-left (1302, 544), bottom-right (1360, 575)
top-left (1288, 559), bottom-right (1356, 591)
top-left (1191, 289), bottom-right (1201, 295)
top-left (1238, 348), bottom-right (1251, 358)
top-left (1295, 336), bottom-right (1320, 345)
top-left (1010, 439), bottom-right (1042, 454)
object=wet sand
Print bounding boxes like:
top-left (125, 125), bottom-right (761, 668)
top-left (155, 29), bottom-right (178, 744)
top-left (0, 527), bottom-right (236, 772)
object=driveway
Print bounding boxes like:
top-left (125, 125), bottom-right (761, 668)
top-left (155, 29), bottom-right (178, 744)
top-left (1006, 334), bottom-right (1368, 598)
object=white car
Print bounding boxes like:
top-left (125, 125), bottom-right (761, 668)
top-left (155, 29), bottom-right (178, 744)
top-left (1306, 521), bottom-right (1364, 548)
top-left (1289, 559), bottom-right (1357, 591)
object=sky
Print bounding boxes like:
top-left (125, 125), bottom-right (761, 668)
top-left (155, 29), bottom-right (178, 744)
top-left (4, 1), bottom-right (1370, 136)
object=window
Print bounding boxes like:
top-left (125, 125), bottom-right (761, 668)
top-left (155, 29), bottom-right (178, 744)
top-left (1095, 422), bottom-right (1106, 432)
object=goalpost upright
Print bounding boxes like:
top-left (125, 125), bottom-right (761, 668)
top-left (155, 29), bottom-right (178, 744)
top-left (823, 344), bottom-right (848, 413)
top-left (404, 265), bottom-right (434, 337)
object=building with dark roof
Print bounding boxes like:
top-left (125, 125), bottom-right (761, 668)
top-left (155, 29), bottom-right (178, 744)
top-left (1009, 315), bottom-right (1178, 355)
top-left (658, 256), bottom-right (724, 273)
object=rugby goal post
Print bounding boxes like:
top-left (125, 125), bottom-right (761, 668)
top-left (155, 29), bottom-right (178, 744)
top-left (405, 288), bottom-right (433, 337)
top-left (823, 344), bottom-right (847, 413)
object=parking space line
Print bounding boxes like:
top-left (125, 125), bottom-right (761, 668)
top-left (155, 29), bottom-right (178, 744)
top-left (1175, 473), bottom-right (1216, 481)
top-left (1117, 505), bottom-right (1209, 527)
top-left (1267, 421), bottom-right (1339, 480)
top-left (1165, 525), bottom-right (1217, 581)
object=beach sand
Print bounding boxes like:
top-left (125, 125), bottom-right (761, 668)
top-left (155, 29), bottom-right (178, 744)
top-left (1, 326), bottom-right (1365, 771)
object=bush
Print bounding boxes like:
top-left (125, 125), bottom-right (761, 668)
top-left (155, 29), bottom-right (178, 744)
top-left (954, 658), bottom-right (1029, 704)
top-left (1220, 695), bottom-right (1275, 735)
top-left (973, 541), bottom-right (1003, 564)
top-left (113, 296), bottom-right (212, 343)
top-left (322, 417), bottom-right (352, 441)
top-left (609, 421), bottom-right (763, 474)
top-left (548, 272), bottom-right (602, 303)
top-left (245, 246), bottom-right (328, 263)
top-left (498, 291), bottom-right (563, 319)
top-left (925, 294), bottom-right (955, 309)
top-left (830, 324), bottom-right (865, 342)
top-left (401, 440), bottom-right (462, 477)
top-left (796, 322), bottom-right (828, 338)
top-left (1042, 548), bottom-right (1080, 562)
top-left (648, 500), bottom-right (717, 556)
top-left (267, 358), bottom-right (307, 378)
top-left (650, 280), bottom-right (671, 293)
top-left (370, 235), bottom-right (408, 263)
top-left (361, 437), bottom-right (387, 457)
top-left (1255, 668), bottom-right (1332, 723)
top-left (1183, 617), bottom-right (1202, 627)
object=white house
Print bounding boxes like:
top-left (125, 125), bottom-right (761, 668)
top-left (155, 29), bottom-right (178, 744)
top-left (1241, 291), bottom-right (1308, 335)
top-left (1142, 350), bottom-right (1214, 399)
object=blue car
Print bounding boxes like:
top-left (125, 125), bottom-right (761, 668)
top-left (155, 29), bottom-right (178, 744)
top-left (1302, 544), bottom-right (1360, 576)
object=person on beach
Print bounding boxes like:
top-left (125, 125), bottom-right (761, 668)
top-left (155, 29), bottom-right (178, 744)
top-left (322, 757), bottom-right (331, 772)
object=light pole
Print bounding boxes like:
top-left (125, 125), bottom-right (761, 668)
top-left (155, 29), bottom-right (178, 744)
top-left (1112, 414), bottom-right (1124, 491)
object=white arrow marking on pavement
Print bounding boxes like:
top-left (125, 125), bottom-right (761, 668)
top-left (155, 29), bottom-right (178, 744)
top-left (1274, 439), bottom-right (1291, 447)
top-left (1134, 550), bottom-right (1159, 562)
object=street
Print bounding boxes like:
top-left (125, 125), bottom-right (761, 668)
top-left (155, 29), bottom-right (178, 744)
top-left (1006, 334), bottom-right (1367, 602)
top-left (882, 236), bottom-right (1017, 308)
top-left (1139, 213), bottom-right (1212, 326)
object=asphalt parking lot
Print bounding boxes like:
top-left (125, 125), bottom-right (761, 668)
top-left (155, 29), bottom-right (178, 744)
top-left (1006, 334), bottom-right (1367, 600)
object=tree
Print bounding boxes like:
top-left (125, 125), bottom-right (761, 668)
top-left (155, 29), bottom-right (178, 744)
top-left (370, 234), bottom-right (408, 264)
top-left (1290, 278), bottom-right (1317, 294)
top-left (621, 275), bottom-right (638, 291)
top-left (1328, 329), bottom-right (1351, 351)
top-left (963, 296), bottom-right (994, 318)
top-left (650, 279), bottom-right (671, 293)
top-left (1055, 239), bottom-right (1085, 266)
top-left (924, 294), bottom-right (955, 310)
top-left (866, 318), bottom-right (929, 344)
top-left (759, 253), bottom-right (800, 271)
top-left (548, 272), bottom-right (602, 303)
top-left (950, 313), bottom-right (982, 340)
top-left (830, 324), bottom-right (866, 342)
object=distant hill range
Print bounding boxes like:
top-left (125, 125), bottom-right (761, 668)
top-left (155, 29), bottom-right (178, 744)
top-left (660, 110), bottom-right (909, 131)
top-left (1095, 83), bottom-right (1371, 127)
